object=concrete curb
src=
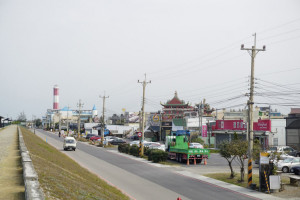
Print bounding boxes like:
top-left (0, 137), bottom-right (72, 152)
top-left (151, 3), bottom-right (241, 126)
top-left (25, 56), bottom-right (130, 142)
top-left (18, 127), bottom-right (45, 200)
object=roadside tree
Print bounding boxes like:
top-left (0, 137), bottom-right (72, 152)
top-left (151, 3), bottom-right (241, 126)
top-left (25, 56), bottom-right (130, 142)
top-left (17, 111), bottom-right (27, 122)
top-left (35, 118), bottom-right (42, 127)
top-left (231, 139), bottom-right (248, 182)
top-left (219, 140), bottom-right (236, 178)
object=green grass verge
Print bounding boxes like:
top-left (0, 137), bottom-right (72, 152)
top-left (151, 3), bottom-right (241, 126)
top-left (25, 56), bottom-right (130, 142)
top-left (204, 173), bottom-right (290, 188)
top-left (21, 127), bottom-right (129, 200)
top-left (209, 149), bottom-right (220, 153)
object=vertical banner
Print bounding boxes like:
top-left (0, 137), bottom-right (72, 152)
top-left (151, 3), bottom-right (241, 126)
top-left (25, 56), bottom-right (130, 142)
top-left (202, 125), bottom-right (207, 137)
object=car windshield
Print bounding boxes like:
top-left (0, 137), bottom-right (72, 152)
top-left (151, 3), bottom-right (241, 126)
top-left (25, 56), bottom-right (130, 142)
top-left (283, 158), bottom-right (293, 163)
top-left (293, 158), bottom-right (300, 163)
top-left (66, 140), bottom-right (75, 143)
top-left (269, 147), bottom-right (277, 151)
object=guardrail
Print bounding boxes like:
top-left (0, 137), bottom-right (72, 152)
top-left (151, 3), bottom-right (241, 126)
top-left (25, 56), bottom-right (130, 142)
top-left (18, 126), bottom-right (44, 200)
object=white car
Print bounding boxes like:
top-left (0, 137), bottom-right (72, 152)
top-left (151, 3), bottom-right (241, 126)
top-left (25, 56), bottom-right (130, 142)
top-left (189, 143), bottom-right (204, 149)
top-left (277, 157), bottom-right (300, 173)
top-left (267, 146), bottom-right (295, 154)
top-left (148, 143), bottom-right (166, 151)
top-left (129, 140), bottom-right (149, 146)
top-left (63, 137), bottom-right (77, 151)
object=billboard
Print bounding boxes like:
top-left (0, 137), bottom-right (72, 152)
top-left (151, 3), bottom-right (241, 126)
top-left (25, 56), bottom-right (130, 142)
top-left (126, 112), bottom-right (140, 123)
top-left (213, 120), bottom-right (271, 132)
top-left (202, 125), bottom-right (207, 137)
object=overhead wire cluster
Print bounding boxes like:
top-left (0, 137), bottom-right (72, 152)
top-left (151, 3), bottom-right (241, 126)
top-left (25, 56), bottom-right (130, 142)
top-left (106, 17), bottom-right (300, 114)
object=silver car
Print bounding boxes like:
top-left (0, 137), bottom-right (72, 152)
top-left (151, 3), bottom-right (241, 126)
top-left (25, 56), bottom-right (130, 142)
top-left (277, 157), bottom-right (300, 173)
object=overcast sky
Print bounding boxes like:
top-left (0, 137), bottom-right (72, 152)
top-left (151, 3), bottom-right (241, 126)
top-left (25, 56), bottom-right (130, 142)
top-left (1, 0), bottom-right (300, 120)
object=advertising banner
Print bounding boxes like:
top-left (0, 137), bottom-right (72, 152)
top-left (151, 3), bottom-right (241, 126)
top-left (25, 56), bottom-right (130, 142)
top-left (253, 120), bottom-right (271, 131)
top-left (202, 125), bottom-right (207, 137)
top-left (213, 120), bottom-right (271, 132)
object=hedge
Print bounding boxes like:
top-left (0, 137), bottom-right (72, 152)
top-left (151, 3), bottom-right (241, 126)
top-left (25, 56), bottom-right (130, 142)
top-left (147, 149), bottom-right (168, 163)
top-left (118, 144), bottom-right (168, 163)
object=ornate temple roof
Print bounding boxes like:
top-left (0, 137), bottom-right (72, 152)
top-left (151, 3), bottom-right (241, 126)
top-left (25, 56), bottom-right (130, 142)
top-left (161, 91), bottom-right (190, 107)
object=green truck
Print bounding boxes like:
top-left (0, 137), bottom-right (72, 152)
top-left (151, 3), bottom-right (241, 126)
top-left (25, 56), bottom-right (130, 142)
top-left (166, 131), bottom-right (210, 165)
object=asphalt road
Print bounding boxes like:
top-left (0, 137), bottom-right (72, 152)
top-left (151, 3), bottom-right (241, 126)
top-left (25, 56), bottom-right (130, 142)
top-left (35, 129), bottom-right (261, 200)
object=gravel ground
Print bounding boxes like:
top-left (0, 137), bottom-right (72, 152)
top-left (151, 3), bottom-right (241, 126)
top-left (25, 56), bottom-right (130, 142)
top-left (0, 125), bottom-right (25, 200)
top-left (0, 126), bottom-right (15, 162)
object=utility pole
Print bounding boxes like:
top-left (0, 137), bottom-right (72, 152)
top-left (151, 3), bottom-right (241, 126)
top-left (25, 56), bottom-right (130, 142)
top-left (100, 94), bottom-right (109, 146)
top-left (138, 74), bottom-right (151, 156)
top-left (198, 100), bottom-right (203, 137)
top-left (67, 105), bottom-right (70, 134)
top-left (77, 100), bottom-right (84, 138)
top-left (58, 112), bottom-right (61, 132)
top-left (241, 33), bottom-right (266, 188)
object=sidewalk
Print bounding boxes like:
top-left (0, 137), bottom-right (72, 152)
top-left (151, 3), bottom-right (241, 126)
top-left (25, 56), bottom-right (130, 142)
top-left (0, 125), bottom-right (25, 200)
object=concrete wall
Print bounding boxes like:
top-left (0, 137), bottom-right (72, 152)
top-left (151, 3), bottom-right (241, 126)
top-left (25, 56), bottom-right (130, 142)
top-left (18, 127), bottom-right (44, 200)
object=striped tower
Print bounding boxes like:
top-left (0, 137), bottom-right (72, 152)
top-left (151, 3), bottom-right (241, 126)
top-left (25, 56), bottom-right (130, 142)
top-left (53, 85), bottom-right (59, 110)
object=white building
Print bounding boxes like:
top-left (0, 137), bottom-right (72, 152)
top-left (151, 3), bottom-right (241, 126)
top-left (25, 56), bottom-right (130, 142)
top-left (269, 119), bottom-right (286, 146)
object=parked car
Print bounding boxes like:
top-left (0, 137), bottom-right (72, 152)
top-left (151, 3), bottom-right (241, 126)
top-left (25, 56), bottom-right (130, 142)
top-left (189, 143), bottom-right (204, 149)
top-left (86, 134), bottom-right (97, 140)
top-left (110, 138), bottom-right (126, 145)
top-left (105, 136), bottom-right (118, 142)
top-left (288, 149), bottom-right (300, 157)
top-left (148, 143), bottom-right (166, 151)
top-left (276, 157), bottom-right (300, 173)
top-left (267, 146), bottom-right (296, 154)
top-left (129, 135), bottom-right (139, 140)
top-left (291, 166), bottom-right (300, 175)
top-left (90, 136), bottom-right (101, 141)
top-left (63, 137), bottom-right (77, 151)
top-left (144, 142), bottom-right (159, 148)
top-left (130, 140), bottom-right (141, 146)
top-left (97, 136), bottom-right (119, 144)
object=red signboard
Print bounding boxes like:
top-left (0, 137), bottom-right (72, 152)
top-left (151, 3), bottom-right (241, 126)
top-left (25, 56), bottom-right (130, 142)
top-left (214, 120), bottom-right (246, 130)
top-left (253, 120), bottom-right (271, 131)
top-left (213, 120), bottom-right (271, 132)
top-left (202, 125), bottom-right (207, 137)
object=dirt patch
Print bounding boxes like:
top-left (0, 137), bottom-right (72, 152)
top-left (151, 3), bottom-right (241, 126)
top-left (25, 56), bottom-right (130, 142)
top-left (271, 184), bottom-right (300, 199)
top-left (0, 126), bottom-right (25, 200)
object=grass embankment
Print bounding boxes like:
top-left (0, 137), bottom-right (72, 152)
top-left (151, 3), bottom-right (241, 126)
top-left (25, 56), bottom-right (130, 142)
top-left (21, 127), bottom-right (129, 200)
top-left (205, 173), bottom-right (289, 188)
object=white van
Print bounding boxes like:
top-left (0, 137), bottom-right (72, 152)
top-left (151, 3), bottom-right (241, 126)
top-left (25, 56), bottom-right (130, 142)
top-left (63, 137), bottom-right (77, 151)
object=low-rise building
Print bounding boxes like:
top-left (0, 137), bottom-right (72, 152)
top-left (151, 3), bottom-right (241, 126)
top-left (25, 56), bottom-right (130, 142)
top-left (286, 108), bottom-right (300, 150)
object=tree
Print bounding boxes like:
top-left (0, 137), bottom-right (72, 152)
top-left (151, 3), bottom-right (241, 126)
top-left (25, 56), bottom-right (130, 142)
top-left (253, 139), bottom-right (262, 162)
top-left (35, 118), bottom-right (42, 127)
top-left (219, 140), bottom-right (236, 178)
top-left (231, 139), bottom-right (248, 182)
top-left (17, 111), bottom-right (27, 122)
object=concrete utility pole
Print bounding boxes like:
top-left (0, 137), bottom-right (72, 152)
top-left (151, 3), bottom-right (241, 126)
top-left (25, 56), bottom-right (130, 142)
top-left (100, 94), bottom-right (109, 145)
top-left (138, 74), bottom-right (151, 156)
top-left (77, 100), bottom-right (84, 137)
top-left (198, 100), bottom-right (203, 136)
top-left (66, 105), bottom-right (70, 134)
top-left (58, 112), bottom-right (61, 132)
top-left (241, 33), bottom-right (266, 187)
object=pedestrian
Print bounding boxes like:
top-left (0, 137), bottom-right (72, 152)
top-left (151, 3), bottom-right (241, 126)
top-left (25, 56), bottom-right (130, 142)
top-left (59, 131), bottom-right (61, 137)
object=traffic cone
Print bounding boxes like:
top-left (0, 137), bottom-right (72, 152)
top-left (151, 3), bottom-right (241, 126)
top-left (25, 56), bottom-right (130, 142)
top-left (204, 158), bottom-right (207, 165)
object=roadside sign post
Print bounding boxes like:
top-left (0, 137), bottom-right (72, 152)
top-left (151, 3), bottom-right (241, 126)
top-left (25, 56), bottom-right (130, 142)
top-left (259, 152), bottom-right (270, 192)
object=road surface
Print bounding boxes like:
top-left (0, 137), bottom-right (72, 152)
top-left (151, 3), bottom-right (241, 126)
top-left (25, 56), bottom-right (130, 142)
top-left (34, 129), bottom-right (275, 200)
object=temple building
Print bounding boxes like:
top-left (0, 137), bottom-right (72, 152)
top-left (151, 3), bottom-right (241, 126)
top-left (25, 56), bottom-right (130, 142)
top-left (160, 91), bottom-right (195, 140)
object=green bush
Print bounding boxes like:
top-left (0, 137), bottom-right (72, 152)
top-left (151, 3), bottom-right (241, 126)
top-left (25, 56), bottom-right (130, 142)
top-left (147, 149), bottom-right (168, 163)
top-left (204, 144), bottom-right (215, 148)
top-left (129, 145), bottom-right (140, 157)
top-left (144, 147), bottom-right (150, 156)
top-left (118, 144), bottom-right (130, 153)
top-left (191, 137), bottom-right (204, 145)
